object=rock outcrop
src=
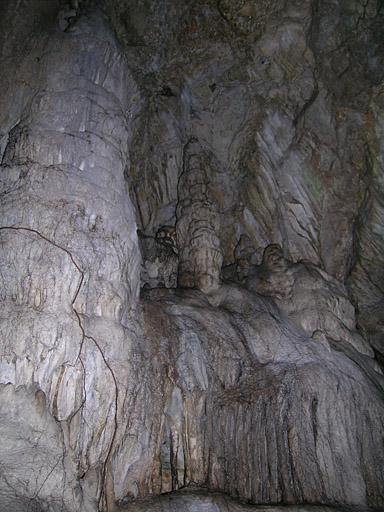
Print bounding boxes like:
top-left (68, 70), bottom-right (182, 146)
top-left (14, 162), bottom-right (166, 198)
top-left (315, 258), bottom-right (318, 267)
top-left (0, 1), bottom-right (383, 512)
top-left (0, 7), bottom-right (141, 511)
top-left (176, 139), bottom-right (223, 294)
top-left (245, 244), bottom-right (375, 357)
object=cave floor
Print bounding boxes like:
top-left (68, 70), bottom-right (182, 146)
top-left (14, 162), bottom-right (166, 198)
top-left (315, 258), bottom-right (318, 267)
top-left (114, 488), bottom-right (379, 512)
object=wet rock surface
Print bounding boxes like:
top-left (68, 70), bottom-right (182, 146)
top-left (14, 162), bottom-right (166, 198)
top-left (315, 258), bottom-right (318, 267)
top-left (0, 1), bottom-right (383, 511)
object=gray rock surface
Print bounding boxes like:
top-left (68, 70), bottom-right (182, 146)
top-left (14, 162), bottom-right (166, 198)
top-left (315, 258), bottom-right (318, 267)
top-left (0, 6), bottom-right (141, 511)
top-left (0, 1), bottom-right (383, 512)
top-left (139, 229), bottom-right (178, 289)
top-left (245, 244), bottom-right (374, 357)
top-left (115, 488), bottom-right (353, 512)
top-left (176, 139), bottom-right (223, 293)
top-left (137, 286), bottom-right (384, 508)
top-left (349, 86), bottom-right (384, 361)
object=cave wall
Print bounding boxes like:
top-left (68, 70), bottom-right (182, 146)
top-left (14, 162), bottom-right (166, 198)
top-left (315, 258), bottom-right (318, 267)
top-left (0, 5), bottom-right (141, 510)
top-left (0, 1), bottom-right (383, 511)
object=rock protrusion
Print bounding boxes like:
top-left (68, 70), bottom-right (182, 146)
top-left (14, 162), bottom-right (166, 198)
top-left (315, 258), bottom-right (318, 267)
top-left (176, 140), bottom-right (223, 295)
top-left (246, 244), bottom-right (374, 356)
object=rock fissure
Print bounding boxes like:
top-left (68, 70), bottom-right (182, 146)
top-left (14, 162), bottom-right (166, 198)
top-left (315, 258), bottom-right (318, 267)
top-left (0, 225), bottom-right (118, 510)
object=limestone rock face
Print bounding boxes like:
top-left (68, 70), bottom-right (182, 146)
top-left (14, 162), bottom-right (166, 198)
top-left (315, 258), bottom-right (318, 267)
top-left (176, 139), bottom-right (223, 294)
top-left (349, 87), bottom-right (384, 362)
top-left (0, 6), bottom-right (141, 511)
top-left (246, 244), bottom-right (375, 357)
top-left (139, 229), bottom-right (178, 289)
top-left (136, 285), bottom-right (384, 508)
top-left (119, 489), bottom-right (350, 512)
top-left (0, 1), bottom-right (383, 512)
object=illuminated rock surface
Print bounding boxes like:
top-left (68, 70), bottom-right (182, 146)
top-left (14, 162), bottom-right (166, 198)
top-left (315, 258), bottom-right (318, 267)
top-left (0, 1), bottom-right (383, 511)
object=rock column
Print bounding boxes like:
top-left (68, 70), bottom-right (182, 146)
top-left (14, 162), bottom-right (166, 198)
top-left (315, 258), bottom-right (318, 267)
top-left (176, 140), bottom-right (223, 294)
top-left (0, 9), bottom-right (140, 511)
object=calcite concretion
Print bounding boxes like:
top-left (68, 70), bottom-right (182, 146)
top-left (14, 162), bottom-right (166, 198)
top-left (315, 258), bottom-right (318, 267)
top-left (0, 1), bottom-right (383, 512)
top-left (0, 7), bottom-right (141, 512)
top-left (176, 139), bottom-right (223, 294)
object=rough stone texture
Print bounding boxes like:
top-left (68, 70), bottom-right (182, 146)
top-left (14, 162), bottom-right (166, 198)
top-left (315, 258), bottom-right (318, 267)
top-left (0, 384), bottom-right (79, 512)
top-left (245, 244), bottom-right (375, 357)
top-left (0, 6), bottom-right (141, 511)
top-left (116, 490), bottom-right (372, 512)
top-left (135, 286), bottom-right (384, 509)
top-left (0, 1), bottom-right (383, 512)
top-left (139, 229), bottom-right (178, 289)
top-left (176, 139), bottom-right (223, 293)
top-left (349, 86), bottom-right (384, 361)
top-left (117, 488), bottom-right (350, 512)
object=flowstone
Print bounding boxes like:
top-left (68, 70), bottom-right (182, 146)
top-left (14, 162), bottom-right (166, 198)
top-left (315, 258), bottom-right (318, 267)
top-left (0, 1), bottom-right (383, 511)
